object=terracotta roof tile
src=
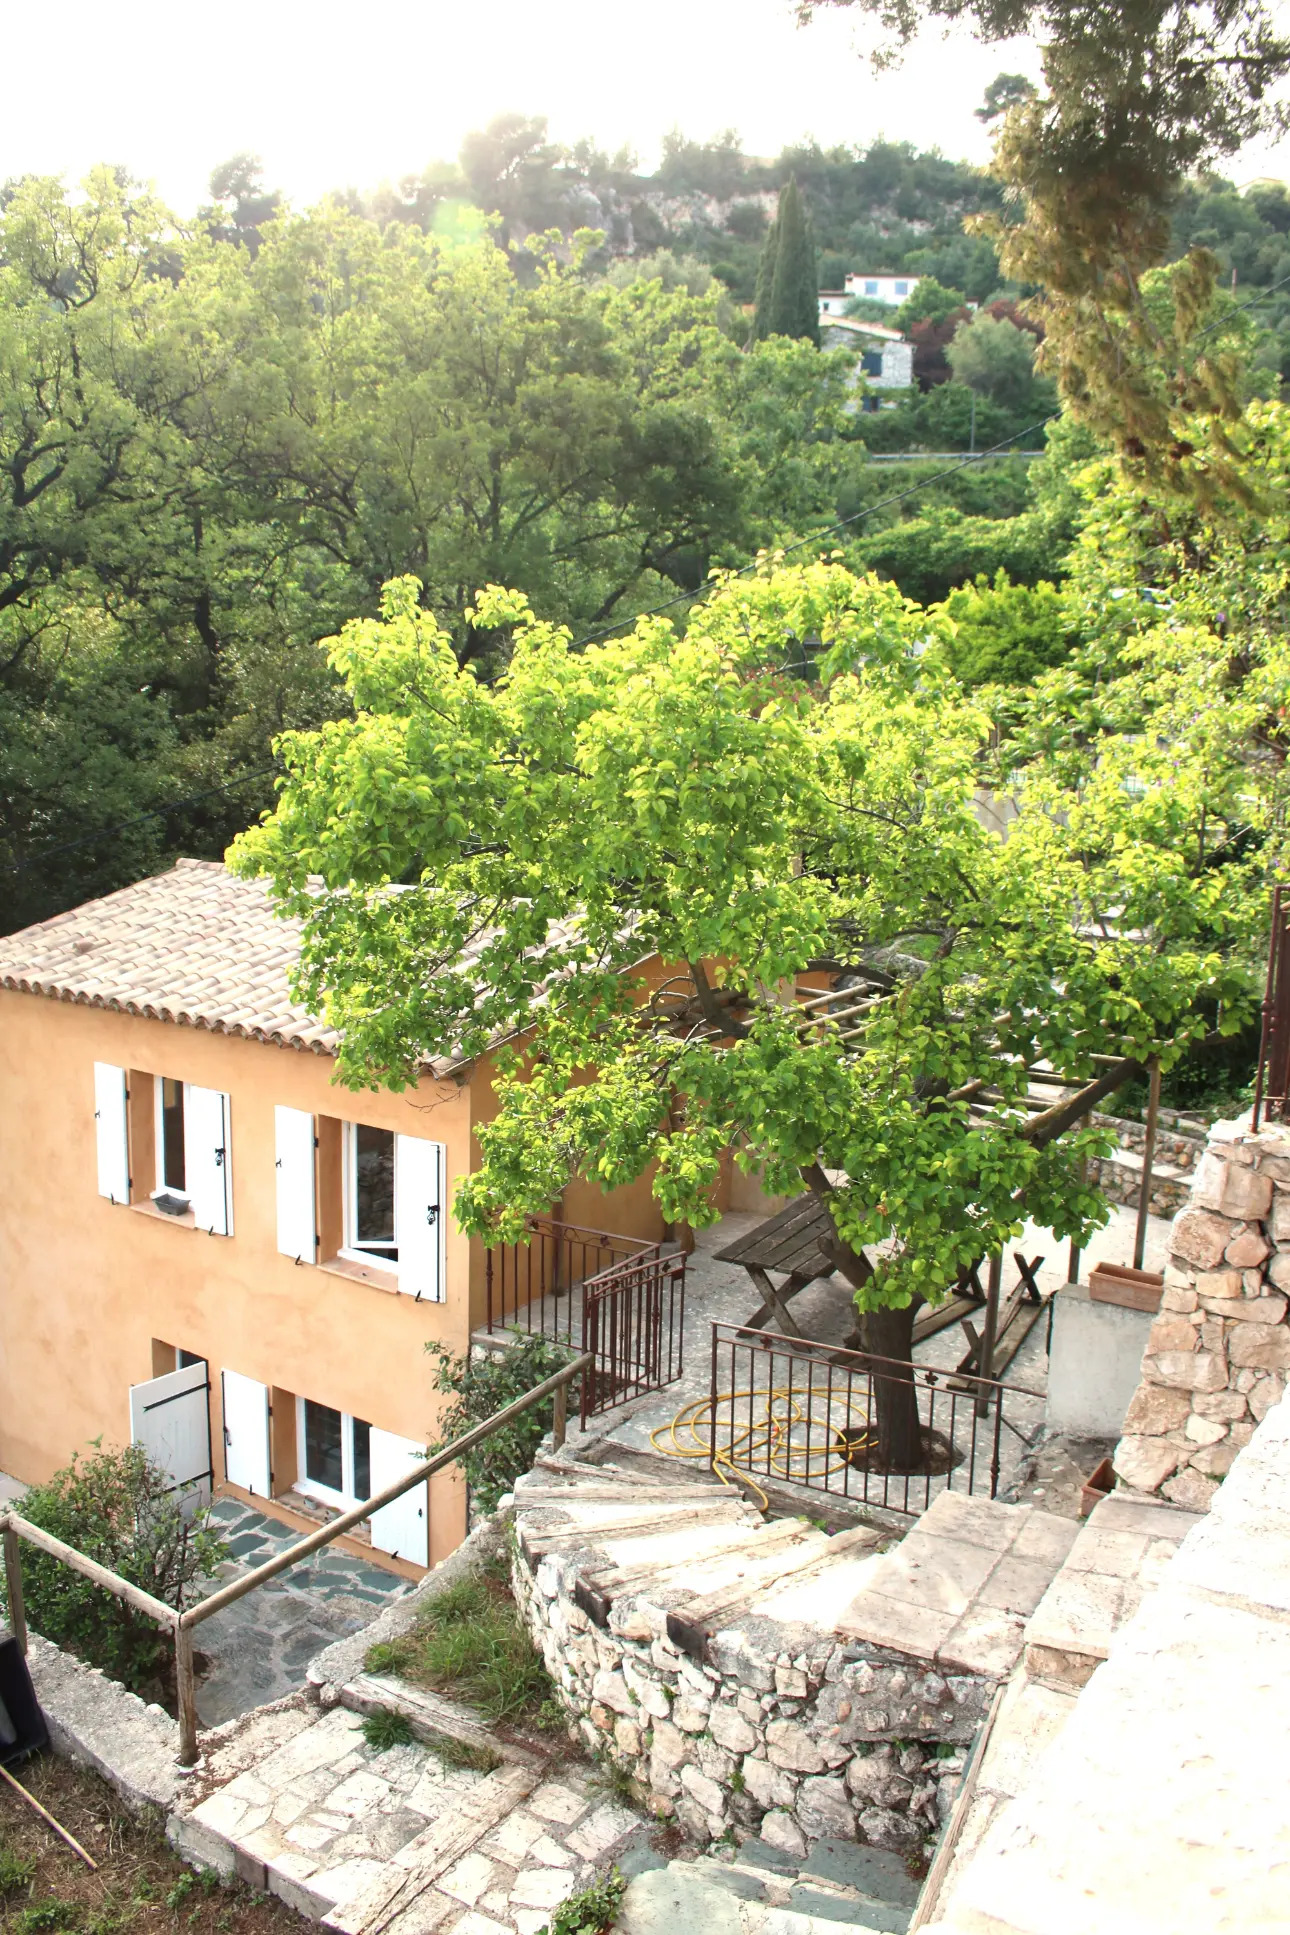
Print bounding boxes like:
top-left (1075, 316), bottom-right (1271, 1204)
top-left (0, 859), bottom-right (342, 1057)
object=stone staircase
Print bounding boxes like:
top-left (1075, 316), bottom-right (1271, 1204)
top-left (617, 1834), bottom-right (923, 1933)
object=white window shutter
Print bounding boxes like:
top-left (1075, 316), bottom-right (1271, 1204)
top-left (221, 1369), bottom-right (270, 1494)
top-left (394, 1135), bottom-right (445, 1300)
top-left (368, 1427), bottom-right (429, 1565)
top-left (185, 1085), bottom-right (232, 1235)
top-left (93, 1062), bottom-right (130, 1204)
top-left (274, 1106), bottom-right (316, 1261)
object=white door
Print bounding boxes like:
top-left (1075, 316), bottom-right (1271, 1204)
top-left (186, 1085), bottom-right (232, 1235)
top-left (94, 1062), bottom-right (130, 1203)
top-left (368, 1427), bottom-right (429, 1566)
top-left (275, 1106), bottom-right (317, 1261)
top-left (130, 1361), bottom-right (212, 1504)
top-left (394, 1136), bottom-right (446, 1301)
top-left (221, 1369), bottom-right (270, 1495)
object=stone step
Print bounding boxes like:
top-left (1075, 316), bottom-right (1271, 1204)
top-left (614, 1860), bottom-right (905, 1934)
top-left (1023, 1490), bottom-right (1201, 1690)
top-left (518, 1500), bottom-right (754, 1555)
top-left (836, 1491), bottom-right (1080, 1677)
top-left (585, 1516), bottom-right (815, 1596)
top-left (1105, 1147), bottom-right (1188, 1182)
top-left (668, 1526), bottom-right (874, 1635)
top-left (338, 1671), bottom-right (545, 1769)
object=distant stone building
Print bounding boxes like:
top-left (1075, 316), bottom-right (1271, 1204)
top-left (818, 316), bottom-right (914, 408)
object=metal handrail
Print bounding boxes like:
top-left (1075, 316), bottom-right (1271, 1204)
top-left (1, 1351), bottom-right (594, 1769)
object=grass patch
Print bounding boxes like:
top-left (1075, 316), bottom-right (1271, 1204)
top-left (361, 1710), bottom-right (415, 1753)
top-left (0, 1850), bottom-right (36, 1898)
top-left (364, 1563), bottom-right (555, 1729)
top-left (535, 1869), bottom-right (625, 1935)
top-left (422, 1732), bottom-right (501, 1775)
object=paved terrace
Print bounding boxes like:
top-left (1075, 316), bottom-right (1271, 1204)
top-left (551, 1203), bottom-right (1171, 1517)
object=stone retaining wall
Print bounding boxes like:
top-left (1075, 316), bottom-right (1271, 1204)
top-left (1113, 1117), bottom-right (1290, 1512)
top-left (511, 1551), bottom-right (988, 1860)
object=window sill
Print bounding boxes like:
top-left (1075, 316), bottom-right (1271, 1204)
top-left (129, 1199), bottom-right (197, 1231)
top-left (319, 1255), bottom-right (401, 1294)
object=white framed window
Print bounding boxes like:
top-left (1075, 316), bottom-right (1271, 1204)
top-left (151, 1077), bottom-right (233, 1234)
top-left (295, 1396), bottom-right (372, 1507)
top-left (339, 1124), bottom-right (446, 1299)
top-left (341, 1123), bottom-right (398, 1266)
top-left (154, 1076), bottom-right (188, 1201)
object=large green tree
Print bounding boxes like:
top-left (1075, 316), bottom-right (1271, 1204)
top-left (231, 561), bottom-right (1263, 1464)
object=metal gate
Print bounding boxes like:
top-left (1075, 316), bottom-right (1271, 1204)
top-left (580, 1249), bottom-right (687, 1424)
top-left (129, 1360), bottom-right (213, 1505)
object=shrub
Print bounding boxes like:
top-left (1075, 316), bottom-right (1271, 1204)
top-left (932, 570), bottom-right (1077, 688)
top-left (537, 1869), bottom-right (627, 1935)
top-left (5, 1442), bottom-right (227, 1694)
top-left (425, 1335), bottom-right (573, 1513)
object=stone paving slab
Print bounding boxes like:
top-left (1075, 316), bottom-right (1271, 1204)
top-left (1023, 1491), bottom-right (1199, 1690)
top-left (171, 1690), bottom-right (645, 1935)
top-left (836, 1494), bottom-right (1078, 1679)
top-left (196, 1501), bottom-right (411, 1725)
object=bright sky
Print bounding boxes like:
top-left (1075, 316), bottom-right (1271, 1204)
top-left (3, 0), bottom-right (1287, 212)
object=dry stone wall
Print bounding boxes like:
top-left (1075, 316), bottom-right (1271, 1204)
top-left (511, 1544), bottom-right (988, 1859)
top-left (1113, 1117), bottom-right (1290, 1512)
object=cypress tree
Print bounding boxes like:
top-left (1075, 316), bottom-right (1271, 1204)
top-left (752, 213), bottom-right (779, 343)
top-left (768, 175), bottom-right (820, 346)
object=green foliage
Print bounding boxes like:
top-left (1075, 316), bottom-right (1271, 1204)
top-left (0, 1846), bottom-right (37, 1895)
top-left (535, 1869), bottom-right (627, 1935)
top-left (947, 311), bottom-right (1040, 410)
top-left (893, 277), bottom-right (969, 331)
top-left (8, 1443), bottom-right (227, 1694)
top-left (421, 1730), bottom-right (502, 1773)
top-left (366, 1562), bottom-right (555, 1726)
top-left (798, 0), bottom-right (1290, 500)
top-left (754, 176), bottom-right (820, 346)
top-left (234, 554), bottom-right (1269, 1354)
top-left (932, 571), bottom-right (1076, 686)
top-left (424, 1335), bottom-right (574, 1513)
top-left (17, 1902), bottom-right (82, 1932)
top-left (361, 1708), bottom-right (416, 1751)
top-left (852, 508), bottom-right (1053, 603)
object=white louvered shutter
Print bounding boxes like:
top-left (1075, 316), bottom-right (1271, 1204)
top-left (185, 1085), bottom-right (232, 1235)
top-left (394, 1135), bottom-right (445, 1301)
top-left (274, 1106), bottom-right (316, 1261)
top-left (368, 1427), bottom-right (429, 1565)
top-left (93, 1062), bottom-right (130, 1204)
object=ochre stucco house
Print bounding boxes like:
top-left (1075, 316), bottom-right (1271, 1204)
top-left (0, 859), bottom-right (665, 1571)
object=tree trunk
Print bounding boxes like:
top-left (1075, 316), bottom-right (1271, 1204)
top-left (861, 1300), bottom-right (925, 1472)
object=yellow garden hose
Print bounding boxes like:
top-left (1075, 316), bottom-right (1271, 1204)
top-left (649, 1385), bottom-right (878, 1513)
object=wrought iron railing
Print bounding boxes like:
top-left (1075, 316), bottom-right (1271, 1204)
top-left (580, 1249), bottom-right (687, 1425)
top-left (705, 1323), bottom-right (1043, 1518)
top-left (483, 1213), bottom-right (658, 1346)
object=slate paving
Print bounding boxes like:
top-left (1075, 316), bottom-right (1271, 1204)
top-left (195, 1501), bottom-right (411, 1726)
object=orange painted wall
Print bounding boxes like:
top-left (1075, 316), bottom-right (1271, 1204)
top-left (0, 991), bottom-right (472, 1565)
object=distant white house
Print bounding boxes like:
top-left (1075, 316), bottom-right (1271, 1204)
top-left (846, 271), bottom-right (920, 306)
top-left (818, 316), bottom-right (914, 408)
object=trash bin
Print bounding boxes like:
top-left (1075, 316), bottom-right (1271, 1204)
top-left (0, 1635), bottom-right (49, 1765)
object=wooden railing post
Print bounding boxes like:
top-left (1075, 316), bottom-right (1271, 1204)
top-left (551, 1382), bottom-right (568, 1451)
top-left (3, 1523), bottom-right (27, 1655)
top-left (175, 1618), bottom-right (199, 1768)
